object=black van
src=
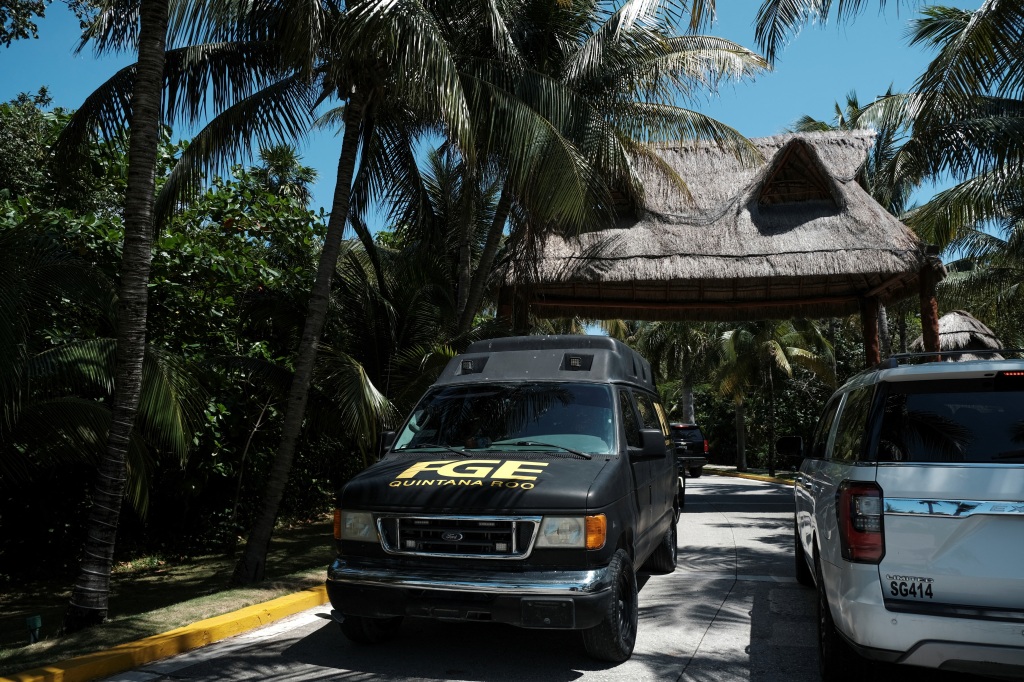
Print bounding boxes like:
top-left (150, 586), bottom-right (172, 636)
top-left (326, 335), bottom-right (679, 661)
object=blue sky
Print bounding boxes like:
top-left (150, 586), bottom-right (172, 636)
top-left (1, 1), bottom-right (976, 220)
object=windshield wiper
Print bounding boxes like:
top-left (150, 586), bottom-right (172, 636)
top-left (399, 443), bottom-right (469, 458)
top-left (491, 440), bottom-right (593, 460)
top-left (993, 449), bottom-right (1024, 460)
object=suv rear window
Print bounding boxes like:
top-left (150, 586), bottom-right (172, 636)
top-left (876, 377), bottom-right (1024, 463)
top-left (671, 425), bottom-right (704, 442)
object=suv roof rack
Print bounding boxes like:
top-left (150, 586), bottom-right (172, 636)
top-left (876, 348), bottom-right (1024, 369)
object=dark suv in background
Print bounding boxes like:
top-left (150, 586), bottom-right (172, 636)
top-left (670, 423), bottom-right (707, 477)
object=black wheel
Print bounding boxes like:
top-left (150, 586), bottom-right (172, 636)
top-left (338, 615), bottom-right (403, 644)
top-left (643, 520), bottom-right (677, 573)
top-left (815, 556), bottom-right (861, 680)
top-left (583, 549), bottom-right (638, 662)
top-left (794, 518), bottom-right (814, 587)
top-left (688, 466), bottom-right (703, 478)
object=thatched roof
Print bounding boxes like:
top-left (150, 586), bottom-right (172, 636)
top-left (505, 131), bottom-right (940, 322)
top-left (910, 310), bottom-right (1003, 360)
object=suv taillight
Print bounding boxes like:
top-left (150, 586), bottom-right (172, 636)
top-left (703, 439), bottom-right (709, 454)
top-left (836, 481), bottom-right (884, 563)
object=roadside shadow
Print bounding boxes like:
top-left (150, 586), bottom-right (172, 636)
top-left (284, 618), bottom-right (601, 681)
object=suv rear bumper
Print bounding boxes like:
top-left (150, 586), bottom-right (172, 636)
top-left (326, 557), bottom-right (615, 629)
top-left (825, 559), bottom-right (1024, 674)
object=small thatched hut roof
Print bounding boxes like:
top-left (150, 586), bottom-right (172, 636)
top-left (505, 131), bottom-right (940, 322)
top-left (910, 310), bottom-right (1003, 360)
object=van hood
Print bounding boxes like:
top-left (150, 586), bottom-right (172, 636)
top-left (339, 451), bottom-right (618, 513)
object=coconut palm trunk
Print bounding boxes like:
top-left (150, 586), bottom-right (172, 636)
top-left (766, 369), bottom-right (776, 477)
top-left (458, 185), bottom-right (513, 333)
top-left (233, 96), bottom-right (364, 584)
top-left (734, 397), bottom-right (747, 471)
top-left (63, 0), bottom-right (169, 633)
top-left (679, 381), bottom-right (696, 424)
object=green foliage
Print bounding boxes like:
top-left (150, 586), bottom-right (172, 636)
top-left (0, 90), bottom-right (127, 216)
top-left (0, 0), bottom-right (48, 46)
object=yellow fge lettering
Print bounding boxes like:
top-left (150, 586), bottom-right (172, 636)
top-left (395, 460), bottom-right (454, 479)
top-left (490, 461), bottom-right (548, 481)
top-left (436, 460), bottom-right (501, 478)
top-left (396, 460), bottom-right (500, 479)
top-left (395, 460), bottom-right (548, 482)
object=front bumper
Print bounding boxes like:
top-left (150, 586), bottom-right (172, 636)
top-left (326, 557), bottom-right (615, 629)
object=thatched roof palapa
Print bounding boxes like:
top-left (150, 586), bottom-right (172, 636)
top-left (505, 131), bottom-right (940, 323)
top-left (909, 310), bottom-right (1003, 360)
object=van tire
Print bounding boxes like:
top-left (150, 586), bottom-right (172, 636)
top-left (644, 521), bottom-right (677, 573)
top-left (688, 466), bottom-right (703, 478)
top-left (339, 615), bottom-right (403, 644)
top-left (583, 549), bottom-right (638, 662)
top-left (794, 519), bottom-right (814, 587)
top-left (816, 556), bottom-right (861, 680)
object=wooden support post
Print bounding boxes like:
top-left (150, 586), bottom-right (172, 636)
top-left (496, 286), bottom-right (513, 330)
top-left (512, 287), bottom-right (529, 335)
top-left (860, 297), bottom-right (881, 368)
top-left (919, 264), bottom-right (941, 360)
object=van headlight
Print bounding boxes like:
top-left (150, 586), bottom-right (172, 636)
top-left (536, 515), bottom-right (607, 549)
top-left (339, 510), bottom-right (376, 541)
top-left (537, 517), bottom-right (584, 547)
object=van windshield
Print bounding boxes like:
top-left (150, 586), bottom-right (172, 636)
top-left (877, 378), bottom-right (1024, 463)
top-left (393, 382), bottom-right (616, 456)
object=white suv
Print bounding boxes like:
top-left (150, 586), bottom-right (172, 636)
top-left (779, 352), bottom-right (1024, 680)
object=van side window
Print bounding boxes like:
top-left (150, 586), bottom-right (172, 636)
top-left (832, 387), bottom-right (875, 462)
top-left (652, 400), bottom-right (672, 436)
top-left (619, 390), bottom-right (642, 448)
top-left (634, 392), bottom-right (660, 431)
top-left (811, 396), bottom-right (842, 459)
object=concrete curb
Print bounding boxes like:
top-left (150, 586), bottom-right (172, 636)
top-left (1, 585), bottom-right (329, 682)
top-left (704, 468), bottom-right (794, 486)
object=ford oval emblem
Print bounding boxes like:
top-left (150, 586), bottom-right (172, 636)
top-left (442, 531), bottom-right (463, 542)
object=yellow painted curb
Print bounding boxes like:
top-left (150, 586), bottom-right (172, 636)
top-left (1, 584), bottom-right (329, 682)
top-left (705, 469), bottom-right (794, 486)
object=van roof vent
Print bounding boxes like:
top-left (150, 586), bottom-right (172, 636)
top-left (460, 356), bottom-right (488, 374)
top-left (561, 353), bottom-right (594, 371)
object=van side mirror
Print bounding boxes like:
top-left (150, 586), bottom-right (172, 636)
top-left (379, 431), bottom-right (396, 457)
top-left (631, 428), bottom-right (669, 459)
top-left (776, 436), bottom-right (804, 466)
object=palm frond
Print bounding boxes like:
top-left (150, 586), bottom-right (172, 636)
top-left (155, 75), bottom-right (317, 223)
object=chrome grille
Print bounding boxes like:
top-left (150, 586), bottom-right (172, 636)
top-left (377, 515), bottom-right (541, 559)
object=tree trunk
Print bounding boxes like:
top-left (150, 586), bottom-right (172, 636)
top-left (457, 185), bottom-right (513, 334)
top-left (679, 380), bottom-right (695, 424)
top-left (454, 170), bottom-right (478, 322)
top-left (897, 304), bottom-right (908, 353)
top-left (767, 372), bottom-right (776, 477)
top-left (233, 97), bottom-right (364, 584)
top-left (878, 304), bottom-right (891, 359)
top-left (734, 398), bottom-right (747, 472)
top-left (63, 0), bottom-right (168, 633)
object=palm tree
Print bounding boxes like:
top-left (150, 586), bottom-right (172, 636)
top-left (716, 320), bottom-right (835, 474)
top-left (857, 4), bottom-right (1024, 348)
top-left (899, 3), bottom-right (1024, 246)
top-left (232, 0), bottom-right (487, 583)
top-left (629, 321), bottom-right (722, 423)
top-left (61, 0), bottom-right (171, 632)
